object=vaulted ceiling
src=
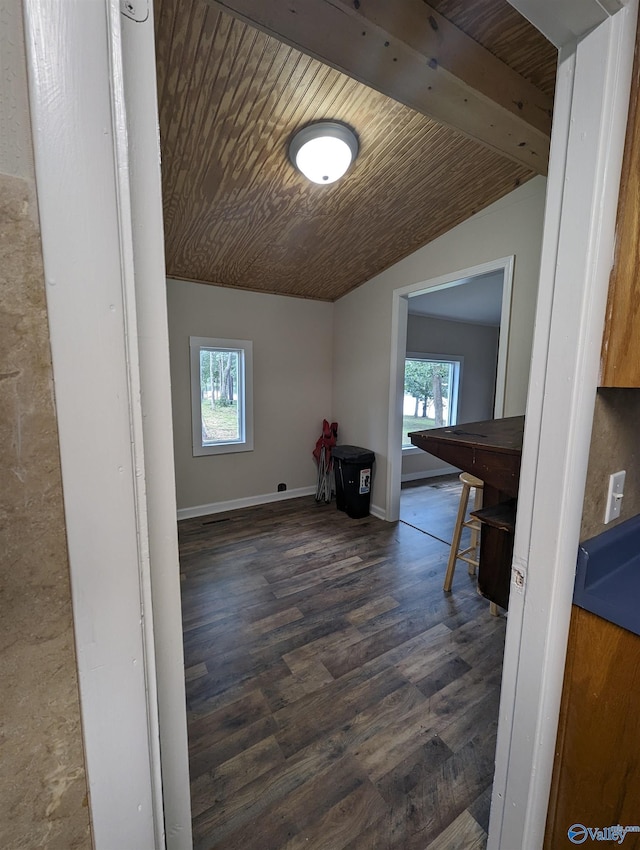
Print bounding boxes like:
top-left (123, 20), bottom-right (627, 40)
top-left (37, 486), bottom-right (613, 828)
top-left (154, 0), bottom-right (556, 301)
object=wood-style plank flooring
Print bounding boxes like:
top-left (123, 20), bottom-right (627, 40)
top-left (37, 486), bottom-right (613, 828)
top-left (179, 478), bottom-right (506, 850)
top-left (399, 476), bottom-right (474, 544)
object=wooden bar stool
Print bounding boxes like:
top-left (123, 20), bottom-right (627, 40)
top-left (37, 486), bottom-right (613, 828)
top-left (443, 472), bottom-right (484, 593)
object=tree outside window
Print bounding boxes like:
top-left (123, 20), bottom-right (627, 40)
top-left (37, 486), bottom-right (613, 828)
top-left (402, 355), bottom-right (461, 446)
top-left (190, 337), bottom-right (254, 456)
top-left (199, 348), bottom-right (239, 443)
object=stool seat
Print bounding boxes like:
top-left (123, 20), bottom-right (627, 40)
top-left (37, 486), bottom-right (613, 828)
top-left (459, 472), bottom-right (484, 488)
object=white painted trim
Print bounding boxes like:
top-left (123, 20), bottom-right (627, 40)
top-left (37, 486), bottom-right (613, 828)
top-left (393, 255), bottom-right (515, 302)
top-left (177, 487), bottom-right (385, 524)
top-left (105, 4), bottom-right (165, 844)
top-left (386, 291), bottom-right (409, 521)
top-left (386, 255), bottom-right (513, 523)
top-left (189, 336), bottom-right (254, 456)
top-left (369, 503), bottom-right (386, 520)
top-left (119, 6), bottom-right (193, 847)
top-left (401, 465), bottom-right (458, 483)
top-left (177, 486), bottom-right (318, 521)
top-left (401, 446), bottom-right (427, 456)
top-left (507, 0), bottom-right (622, 46)
top-left (23, 0), bottom-right (163, 846)
top-left (494, 255), bottom-right (514, 419)
top-left (489, 41), bottom-right (576, 850)
top-left (489, 5), bottom-right (637, 848)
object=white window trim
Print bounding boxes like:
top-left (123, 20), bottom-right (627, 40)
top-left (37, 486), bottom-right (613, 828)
top-left (190, 336), bottom-right (254, 456)
top-left (402, 352), bottom-right (463, 451)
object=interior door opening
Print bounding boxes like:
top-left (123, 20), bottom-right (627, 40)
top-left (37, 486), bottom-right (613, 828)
top-left (387, 257), bottom-right (514, 525)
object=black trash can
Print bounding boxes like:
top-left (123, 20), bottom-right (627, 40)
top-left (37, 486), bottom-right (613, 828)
top-left (333, 445), bottom-right (375, 519)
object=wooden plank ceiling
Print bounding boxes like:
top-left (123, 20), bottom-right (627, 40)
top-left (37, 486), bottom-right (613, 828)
top-left (154, 0), bottom-right (556, 301)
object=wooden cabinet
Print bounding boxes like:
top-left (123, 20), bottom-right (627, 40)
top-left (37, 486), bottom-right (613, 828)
top-left (601, 35), bottom-right (640, 387)
top-left (544, 606), bottom-right (640, 848)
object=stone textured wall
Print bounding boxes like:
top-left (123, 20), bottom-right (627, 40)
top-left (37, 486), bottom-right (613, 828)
top-left (580, 388), bottom-right (640, 541)
top-left (0, 1), bottom-right (92, 847)
top-left (0, 166), bottom-right (92, 850)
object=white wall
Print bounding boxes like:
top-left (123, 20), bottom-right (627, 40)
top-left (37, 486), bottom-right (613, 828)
top-left (332, 176), bottom-right (547, 514)
top-left (403, 313), bottom-right (499, 479)
top-left (167, 279), bottom-right (333, 513)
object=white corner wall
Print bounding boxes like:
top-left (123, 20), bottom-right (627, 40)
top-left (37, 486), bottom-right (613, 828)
top-left (332, 176), bottom-right (547, 514)
top-left (167, 279), bottom-right (333, 514)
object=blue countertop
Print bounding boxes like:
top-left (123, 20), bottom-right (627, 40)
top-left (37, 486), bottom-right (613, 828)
top-left (574, 513), bottom-right (640, 637)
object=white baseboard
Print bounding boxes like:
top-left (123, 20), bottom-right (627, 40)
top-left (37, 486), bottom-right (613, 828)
top-left (369, 503), bottom-right (386, 521)
top-left (177, 485), bottom-right (317, 521)
top-left (401, 464), bottom-right (458, 483)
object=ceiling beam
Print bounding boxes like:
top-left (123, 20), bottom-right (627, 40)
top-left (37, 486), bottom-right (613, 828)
top-left (208, 0), bottom-right (553, 174)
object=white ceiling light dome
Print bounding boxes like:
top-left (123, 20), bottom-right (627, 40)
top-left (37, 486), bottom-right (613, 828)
top-left (289, 122), bottom-right (359, 185)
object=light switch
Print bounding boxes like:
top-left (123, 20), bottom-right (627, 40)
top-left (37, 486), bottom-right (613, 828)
top-left (604, 470), bottom-right (626, 524)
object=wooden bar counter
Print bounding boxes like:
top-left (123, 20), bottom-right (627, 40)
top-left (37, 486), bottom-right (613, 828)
top-left (409, 415), bottom-right (524, 609)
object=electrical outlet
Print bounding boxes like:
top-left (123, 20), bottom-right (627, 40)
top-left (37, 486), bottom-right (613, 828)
top-left (604, 470), bottom-right (626, 524)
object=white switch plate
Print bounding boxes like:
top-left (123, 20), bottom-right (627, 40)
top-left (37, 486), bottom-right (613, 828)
top-left (604, 470), bottom-right (626, 524)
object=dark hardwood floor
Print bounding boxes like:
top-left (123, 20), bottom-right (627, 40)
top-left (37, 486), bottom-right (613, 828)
top-left (179, 481), bottom-right (505, 850)
top-left (399, 475), bottom-right (473, 545)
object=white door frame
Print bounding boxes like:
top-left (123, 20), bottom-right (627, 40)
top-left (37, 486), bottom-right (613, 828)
top-left (386, 255), bottom-right (514, 524)
top-left (21, 0), bottom-right (637, 848)
top-left (23, 0), bottom-right (191, 848)
top-left (490, 7), bottom-right (637, 847)
top-left (120, 7), bottom-right (194, 849)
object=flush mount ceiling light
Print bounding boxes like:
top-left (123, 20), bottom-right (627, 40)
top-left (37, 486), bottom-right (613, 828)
top-left (289, 122), bottom-right (359, 185)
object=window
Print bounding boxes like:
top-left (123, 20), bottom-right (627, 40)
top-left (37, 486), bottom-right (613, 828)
top-left (402, 354), bottom-right (462, 447)
top-left (190, 337), bottom-right (253, 456)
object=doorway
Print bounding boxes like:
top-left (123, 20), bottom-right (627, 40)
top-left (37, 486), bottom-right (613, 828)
top-left (398, 267), bottom-right (509, 544)
top-left (387, 258), bottom-right (513, 525)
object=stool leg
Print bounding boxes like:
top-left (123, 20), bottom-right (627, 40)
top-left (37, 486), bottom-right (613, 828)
top-left (468, 484), bottom-right (483, 575)
top-left (444, 483), bottom-right (470, 592)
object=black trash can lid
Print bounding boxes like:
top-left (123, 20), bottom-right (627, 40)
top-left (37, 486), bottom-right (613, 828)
top-left (332, 445), bottom-right (375, 463)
